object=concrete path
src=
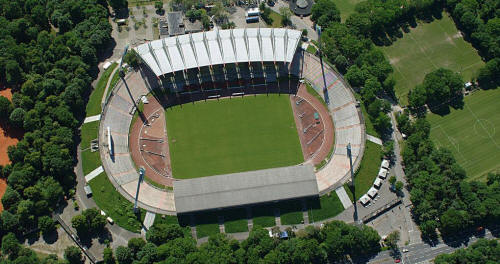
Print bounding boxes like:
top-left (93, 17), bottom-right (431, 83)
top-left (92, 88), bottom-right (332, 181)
top-left (143, 212), bottom-right (156, 230)
top-left (101, 63), bottom-right (120, 106)
top-left (84, 166), bottom-right (103, 182)
top-left (83, 115), bottom-right (101, 123)
top-left (367, 134), bottom-right (383, 145)
top-left (335, 186), bottom-right (353, 209)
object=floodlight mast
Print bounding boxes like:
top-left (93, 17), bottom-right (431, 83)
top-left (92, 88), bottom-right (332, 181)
top-left (315, 25), bottom-right (329, 105)
top-left (119, 44), bottom-right (129, 77)
top-left (347, 143), bottom-right (354, 186)
top-left (134, 167), bottom-right (145, 213)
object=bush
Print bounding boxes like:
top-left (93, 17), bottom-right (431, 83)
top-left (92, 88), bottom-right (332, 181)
top-left (38, 216), bottom-right (56, 235)
top-left (0, 96), bottom-right (13, 119)
top-left (64, 246), bottom-right (83, 264)
top-left (9, 108), bottom-right (25, 127)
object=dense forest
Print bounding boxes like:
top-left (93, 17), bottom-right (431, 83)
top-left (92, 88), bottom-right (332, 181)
top-left (0, 0), bottom-right (112, 243)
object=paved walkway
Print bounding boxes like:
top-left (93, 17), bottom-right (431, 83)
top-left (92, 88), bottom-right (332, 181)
top-left (84, 166), bottom-right (103, 182)
top-left (141, 212), bottom-right (156, 235)
top-left (101, 63), bottom-right (120, 106)
top-left (335, 186), bottom-right (353, 209)
top-left (99, 68), bottom-right (176, 214)
top-left (367, 134), bottom-right (383, 145)
top-left (301, 52), bottom-right (365, 194)
top-left (84, 115), bottom-right (101, 123)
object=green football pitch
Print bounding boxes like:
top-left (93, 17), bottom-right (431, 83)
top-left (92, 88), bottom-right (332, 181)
top-left (427, 89), bottom-right (500, 181)
top-left (334, 0), bottom-right (364, 21)
top-left (165, 94), bottom-right (304, 179)
top-left (382, 13), bottom-right (484, 105)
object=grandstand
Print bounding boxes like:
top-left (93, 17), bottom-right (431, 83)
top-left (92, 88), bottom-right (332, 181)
top-left (135, 28), bottom-right (303, 93)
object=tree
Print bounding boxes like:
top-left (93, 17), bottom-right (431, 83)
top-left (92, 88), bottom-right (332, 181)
top-left (103, 247), bottom-right (115, 264)
top-left (389, 175), bottom-right (396, 186)
top-left (115, 245), bottom-right (133, 264)
top-left (38, 216), bottom-right (56, 235)
top-left (279, 7), bottom-right (292, 27)
top-left (109, 0), bottom-right (128, 10)
top-left (383, 140), bottom-right (394, 158)
top-left (5, 60), bottom-right (23, 85)
top-left (395, 181), bottom-right (404, 193)
top-left (128, 237), bottom-right (146, 256)
top-left (435, 239), bottom-right (499, 264)
top-left (385, 230), bottom-right (400, 251)
top-left (9, 108), bottom-right (26, 128)
top-left (440, 208), bottom-right (469, 235)
top-left (124, 50), bottom-right (140, 69)
top-left (71, 214), bottom-right (87, 234)
top-left (421, 68), bottom-right (463, 107)
top-left (0, 96), bottom-right (13, 119)
top-left (311, 0), bottom-right (341, 28)
top-left (155, 1), bottom-right (164, 13)
top-left (64, 246), bottom-right (83, 264)
top-left (2, 233), bottom-right (21, 258)
top-left (146, 224), bottom-right (184, 245)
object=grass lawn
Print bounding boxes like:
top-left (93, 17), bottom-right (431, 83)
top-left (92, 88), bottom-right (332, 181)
top-left (307, 194), bottom-right (344, 222)
top-left (81, 150), bottom-right (101, 175)
top-left (106, 68), bottom-right (127, 100)
top-left (427, 89), bottom-right (500, 181)
top-left (153, 214), bottom-right (179, 226)
top-left (80, 121), bottom-right (99, 150)
top-left (278, 200), bottom-right (304, 225)
top-left (195, 212), bottom-right (220, 238)
top-left (334, 0), bottom-right (364, 21)
top-left (381, 13), bottom-right (484, 105)
top-left (221, 208), bottom-right (248, 233)
top-left (344, 141), bottom-right (382, 201)
top-left (354, 94), bottom-right (379, 138)
top-left (87, 172), bottom-right (145, 233)
top-left (166, 94), bottom-right (303, 179)
top-left (306, 44), bottom-right (318, 55)
top-left (269, 10), bottom-right (282, 28)
top-left (252, 205), bottom-right (276, 228)
top-left (86, 63), bottom-right (117, 116)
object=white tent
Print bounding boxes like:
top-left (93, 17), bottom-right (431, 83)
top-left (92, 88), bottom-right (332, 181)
top-left (381, 159), bottom-right (390, 169)
top-left (360, 194), bottom-right (370, 205)
top-left (378, 168), bottom-right (388, 179)
top-left (103, 61), bottom-right (112, 70)
top-left (367, 187), bottom-right (378, 198)
top-left (374, 177), bottom-right (382, 188)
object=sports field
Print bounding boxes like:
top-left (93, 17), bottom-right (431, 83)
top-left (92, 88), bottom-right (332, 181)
top-left (165, 95), bottom-right (303, 179)
top-left (382, 13), bottom-right (484, 105)
top-left (427, 89), bottom-right (500, 181)
top-left (334, 0), bottom-right (363, 21)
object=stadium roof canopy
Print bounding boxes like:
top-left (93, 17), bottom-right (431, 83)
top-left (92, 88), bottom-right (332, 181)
top-left (174, 164), bottom-right (318, 214)
top-left (135, 28), bottom-right (303, 77)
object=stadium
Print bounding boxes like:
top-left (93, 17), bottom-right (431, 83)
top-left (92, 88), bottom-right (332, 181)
top-left (98, 28), bottom-right (365, 216)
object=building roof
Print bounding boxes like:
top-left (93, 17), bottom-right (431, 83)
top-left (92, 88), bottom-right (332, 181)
top-left (167, 12), bottom-right (185, 36)
top-left (135, 28), bottom-right (302, 77)
top-left (174, 164), bottom-right (318, 214)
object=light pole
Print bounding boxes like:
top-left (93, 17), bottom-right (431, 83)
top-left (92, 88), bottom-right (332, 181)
top-left (315, 25), bottom-right (329, 105)
top-left (347, 143), bottom-right (354, 186)
top-left (119, 44), bottom-right (129, 78)
top-left (134, 166), bottom-right (145, 214)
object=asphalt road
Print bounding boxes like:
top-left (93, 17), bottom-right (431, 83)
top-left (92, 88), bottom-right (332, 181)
top-left (369, 227), bottom-right (499, 264)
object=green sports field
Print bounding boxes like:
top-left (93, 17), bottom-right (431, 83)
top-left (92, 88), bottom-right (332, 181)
top-left (334, 0), bottom-right (363, 21)
top-left (427, 89), bottom-right (500, 181)
top-left (165, 95), bottom-right (303, 179)
top-left (382, 13), bottom-right (484, 105)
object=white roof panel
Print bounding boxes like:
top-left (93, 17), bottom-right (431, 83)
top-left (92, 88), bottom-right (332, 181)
top-left (178, 35), bottom-right (197, 69)
top-left (135, 29), bottom-right (302, 77)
